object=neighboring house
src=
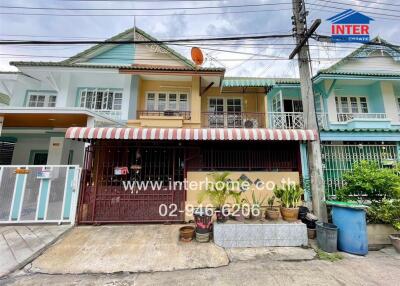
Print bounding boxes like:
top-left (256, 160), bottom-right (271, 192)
top-left (268, 37), bottom-right (400, 198)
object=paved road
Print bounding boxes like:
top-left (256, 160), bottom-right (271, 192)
top-left (2, 248), bottom-right (399, 286)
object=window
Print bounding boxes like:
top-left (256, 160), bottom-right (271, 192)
top-left (145, 92), bottom-right (189, 111)
top-left (335, 96), bottom-right (368, 114)
top-left (27, 92), bottom-right (57, 107)
top-left (79, 88), bottom-right (123, 111)
top-left (397, 97), bottom-right (400, 113)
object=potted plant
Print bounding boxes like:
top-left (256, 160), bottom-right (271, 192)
top-left (274, 184), bottom-right (303, 222)
top-left (244, 191), bottom-right (266, 220)
top-left (266, 196), bottom-right (280, 220)
top-left (198, 172), bottom-right (238, 223)
top-left (230, 191), bottom-right (248, 221)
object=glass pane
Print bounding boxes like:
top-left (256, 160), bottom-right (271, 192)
top-left (95, 91), bottom-right (103, 110)
top-left (107, 92), bottom-right (114, 110)
top-left (146, 93), bottom-right (155, 111)
top-left (350, 97), bottom-right (358, 113)
top-left (335, 97), bottom-right (340, 113)
top-left (158, 93), bottom-right (166, 111)
top-left (179, 94), bottom-right (188, 111)
top-left (168, 94), bottom-right (177, 110)
top-left (80, 91), bottom-right (86, 108)
top-left (86, 91), bottom-right (94, 109)
top-left (48, 95), bottom-right (57, 107)
top-left (360, 97), bottom-right (368, 113)
top-left (340, 97), bottom-right (349, 113)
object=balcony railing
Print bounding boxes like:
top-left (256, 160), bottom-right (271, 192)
top-left (138, 110), bottom-right (191, 120)
top-left (94, 110), bottom-right (122, 121)
top-left (268, 112), bottom-right (305, 129)
top-left (202, 112), bottom-right (265, 128)
top-left (337, 113), bottom-right (387, 122)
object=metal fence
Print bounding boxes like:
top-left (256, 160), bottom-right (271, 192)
top-left (0, 165), bottom-right (81, 224)
top-left (321, 144), bottom-right (398, 198)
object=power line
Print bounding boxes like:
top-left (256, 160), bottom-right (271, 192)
top-left (0, 34), bottom-right (293, 45)
top-left (309, 3), bottom-right (399, 19)
top-left (0, 7), bottom-right (293, 17)
top-left (314, 0), bottom-right (400, 13)
top-left (317, 0), bottom-right (400, 8)
top-left (0, 2), bottom-right (292, 11)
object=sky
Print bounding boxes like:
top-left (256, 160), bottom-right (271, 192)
top-left (0, 0), bottom-right (399, 77)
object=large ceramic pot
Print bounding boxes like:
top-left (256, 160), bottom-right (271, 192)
top-left (280, 206), bottom-right (300, 222)
top-left (389, 234), bottom-right (400, 253)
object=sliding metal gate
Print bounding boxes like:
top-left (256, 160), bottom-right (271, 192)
top-left (0, 165), bottom-right (81, 224)
top-left (321, 144), bottom-right (398, 198)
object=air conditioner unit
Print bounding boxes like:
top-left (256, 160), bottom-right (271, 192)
top-left (244, 119), bottom-right (258, 128)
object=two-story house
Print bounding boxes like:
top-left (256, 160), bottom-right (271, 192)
top-left (268, 37), bottom-right (400, 198)
top-left (0, 27), bottom-right (335, 224)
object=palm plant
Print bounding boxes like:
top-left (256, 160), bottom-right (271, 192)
top-left (274, 184), bottom-right (303, 208)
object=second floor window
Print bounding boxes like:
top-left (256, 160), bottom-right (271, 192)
top-left (146, 92), bottom-right (189, 111)
top-left (27, 93), bottom-right (57, 107)
top-left (79, 88), bottom-right (123, 111)
top-left (335, 96), bottom-right (368, 114)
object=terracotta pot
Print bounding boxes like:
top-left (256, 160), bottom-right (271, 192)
top-left (307, 228), bottom-right (316, 239)
top-left (179, 226), bottom-right (195, 242)
top-left (389, 234), bottom-right (400, 253)
top-left (280, 206), bottom-right (299, 222)
top-left (266, 207), bottom-right (280, 220)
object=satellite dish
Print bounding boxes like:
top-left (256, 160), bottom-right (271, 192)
top-left (191, 47), bottom-right (204, 66)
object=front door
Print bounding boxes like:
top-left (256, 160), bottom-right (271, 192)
top-left (78, 144), bottom-right (186, 223)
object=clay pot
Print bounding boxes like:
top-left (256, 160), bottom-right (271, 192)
top-left (179, 226), bottom-right (195, 242)
top-left (307, 228), bottom-right (316, 239)
top-left (280, 206), bottom-right (300, 222)
top-left (266, 207), bottom-right (280, 220)
top-left (215, 207), bottom-right (229, 223)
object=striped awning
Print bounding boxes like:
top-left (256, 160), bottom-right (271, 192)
top-left (65, 127), bottom-right (318, 141)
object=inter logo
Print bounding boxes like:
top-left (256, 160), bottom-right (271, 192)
top-left (328, 9), bottom-right (374, 43)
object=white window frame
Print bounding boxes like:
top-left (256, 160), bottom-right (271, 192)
top-left (208, 97), bottom-right (243, 113)
top-left (79, 88), bottom-right (123, 111)
top-left (335, 96), bottom-right (369, 114)
top-left (145, 91), bottom-right (190, 111)
top-left (26, 92), bottom-right (57, 108)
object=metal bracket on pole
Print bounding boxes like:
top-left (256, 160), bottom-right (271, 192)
top-left (289, 19), bottom-right (321, 59)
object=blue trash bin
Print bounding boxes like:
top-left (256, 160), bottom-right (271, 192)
top-left (327, 201), bottom-right (368, 256)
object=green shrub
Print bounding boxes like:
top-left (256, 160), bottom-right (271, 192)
top-left (336, 161), bottom-right (400, 203)
top-left (367, 199), bottom-right (400, 230)
top-left (274, 184), bottom-right (303, 208)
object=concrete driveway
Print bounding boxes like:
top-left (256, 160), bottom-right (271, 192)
top-left (0, 225), bottom-right (71, 277)
top-left (29, 225), bottom-right (230, 274)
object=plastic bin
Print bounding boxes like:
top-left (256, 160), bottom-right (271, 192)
top-left (327, 201), bottom-right (368, 256)
top-left (316, 222), bottom-right (338, 253)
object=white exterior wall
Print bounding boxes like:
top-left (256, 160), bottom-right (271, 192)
top-left (11, 137), bottom-right (50, 165)
top-left (381, 81), bottom-right (399, 122)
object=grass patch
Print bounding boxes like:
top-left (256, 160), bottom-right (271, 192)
top-left (316, 248), bottom-right (344, 262)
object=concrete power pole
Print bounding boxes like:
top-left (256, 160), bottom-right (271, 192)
top-left (291, 0), bottom-right (328, 222)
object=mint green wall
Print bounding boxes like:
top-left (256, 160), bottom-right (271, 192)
top-left (86, 44), bottom-right (135, 64)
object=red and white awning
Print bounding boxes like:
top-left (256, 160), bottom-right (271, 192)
top-left (66, 127), bottom-right (318, 141)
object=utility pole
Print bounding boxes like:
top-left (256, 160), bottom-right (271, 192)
top-left (291, 0), bottom-right (328, 222)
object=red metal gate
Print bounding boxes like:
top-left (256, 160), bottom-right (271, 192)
top-left (78, 142), bottom-right (185, 223)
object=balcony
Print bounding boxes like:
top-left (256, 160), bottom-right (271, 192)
top-left (137, 110), bottom-right (191, 120)
top-left (333, 112), bottom-right (391, 130)
top-left (202, 112), bottom-right (265, 128)
top-left (94, 110), bottom-right (122, 121)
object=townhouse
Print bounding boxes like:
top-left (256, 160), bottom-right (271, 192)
top-left (269, 37), bottom-right (400, 198)
top-left (0, 27), bottom-right (398, 224)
